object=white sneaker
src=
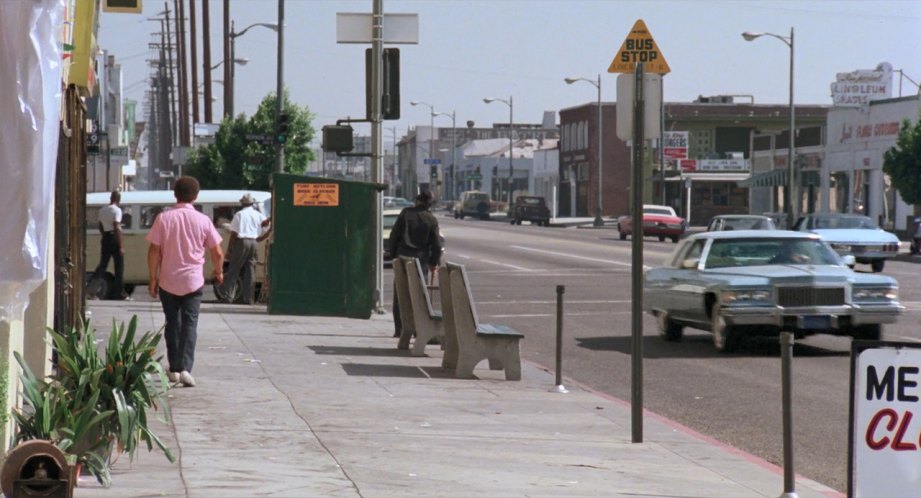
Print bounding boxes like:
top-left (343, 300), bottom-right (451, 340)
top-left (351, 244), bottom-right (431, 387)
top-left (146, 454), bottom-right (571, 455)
top-left (167, 371), bottom-right (180, 383)
top-left (179, 371), bottom-right (196, 387)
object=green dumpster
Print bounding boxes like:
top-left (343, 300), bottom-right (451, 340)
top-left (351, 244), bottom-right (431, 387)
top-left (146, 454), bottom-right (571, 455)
top-left (268, 174), bottom-right (385, 319)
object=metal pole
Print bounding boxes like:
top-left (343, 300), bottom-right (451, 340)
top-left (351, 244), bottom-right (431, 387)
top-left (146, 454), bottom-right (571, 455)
top-left (451, 111), bottom-right (456, 201)
top-left (371, 0), bottom-right (384, 312)
top-left (274, 0), bottom-right (284, 173)
top-left (189, 0), bottom-right (199, 126)
top-left (594, 74), bottom-right (604, 226)
top-left (229, 22), bottom-right (235, 119)
top-left (550, 285), bottom-right (568, 393)
top-left (508, 95), bottom-right (514, 209)
top-left (787, 27), bottom-right (796, 227)
top-left (631, 63), bottom-right (645, 444)
top-left (659, 81), bottom-right (666, 206)
top-left (430, 111), bottom-right (434, 194)
top-left (779, 331), bottom-right (798, 498)
top-left (201, 0), bottom-right (212, 123)
top-left (222, 0), bottom-right (230, 120)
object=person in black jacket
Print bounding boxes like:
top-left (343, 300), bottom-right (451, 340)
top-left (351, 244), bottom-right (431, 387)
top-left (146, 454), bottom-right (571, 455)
top-left (387, 191), bottom-right (443, 337)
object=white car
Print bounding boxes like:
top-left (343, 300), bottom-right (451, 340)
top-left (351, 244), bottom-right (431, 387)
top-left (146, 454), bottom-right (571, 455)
top-left (792, 213), bottom-right (900, 273)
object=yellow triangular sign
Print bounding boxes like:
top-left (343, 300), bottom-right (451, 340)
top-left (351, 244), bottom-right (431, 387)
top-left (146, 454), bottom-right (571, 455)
top-left (608, 19), bottom-right (670, 74)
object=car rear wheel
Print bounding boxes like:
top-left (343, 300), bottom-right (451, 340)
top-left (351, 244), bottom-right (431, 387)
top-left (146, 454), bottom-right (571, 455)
top-left (671, 236), bottom-right (680, 243)
top-left (658, 235), bottom-right (665, 242)
top-left (657, 312), bottom-right (683, 341)
top-left (871, 260), bottom-right (885, 273)
top-left (619, 231), bottom-right (627, 241)
top-left (711, 303), bottom-right (738, 353)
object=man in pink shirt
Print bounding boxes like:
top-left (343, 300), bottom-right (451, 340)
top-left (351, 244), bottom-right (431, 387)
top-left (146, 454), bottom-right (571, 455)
top-left (147, 176), bottom-right (224, 387)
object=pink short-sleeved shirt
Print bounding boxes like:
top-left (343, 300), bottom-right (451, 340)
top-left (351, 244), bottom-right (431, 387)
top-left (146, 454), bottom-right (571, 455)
top-left (146, 203), bottom-right (222, 296)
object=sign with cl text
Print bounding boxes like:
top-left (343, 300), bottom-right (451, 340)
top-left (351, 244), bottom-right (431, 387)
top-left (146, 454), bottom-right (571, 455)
top-left (849, 342), bottom-right (921, 497)
top-left (293, 183), bottom-right (340, 207)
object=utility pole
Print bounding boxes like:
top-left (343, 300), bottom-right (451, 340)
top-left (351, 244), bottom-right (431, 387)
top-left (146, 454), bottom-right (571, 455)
top-left (202, 0), bottom-right (213, 123)
top-left (174, 0), bottom-right (189, 146)
top-left (164, 3), bottom-right (178, 145)
top-left (274, 0), bottom-right (285, 173)
top-left (222, 0), bottom-right (231, 119)
top-left (189, 0), bottom-right (199, 126)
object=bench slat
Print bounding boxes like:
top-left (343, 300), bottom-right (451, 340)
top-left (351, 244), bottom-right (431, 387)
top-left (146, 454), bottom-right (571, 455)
top-left (476, 323), bottom-right (524, 338)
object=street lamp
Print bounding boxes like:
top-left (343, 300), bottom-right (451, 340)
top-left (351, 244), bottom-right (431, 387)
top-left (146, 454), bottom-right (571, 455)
top-left (743, 27), bottom-right (795, 228)
top-left (410, 101), bottom-right (437, 197)
top-left (434, 110), bottom-right (456, 201)
top-left (483, 96), bottom-right (514, 208)
top-left (227, 21), bottom-right (279, 118)
top-left (565, 75), bottom-right (604, 226)
top-left (210, 58), bottom-right (249, 70)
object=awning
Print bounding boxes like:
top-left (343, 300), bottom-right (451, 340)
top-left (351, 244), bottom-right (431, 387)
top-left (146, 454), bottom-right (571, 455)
top-left (735, 169), bottom-right (821, 188)
top-left (737, 169), bottom-right (787, 188)
top-left (662, 172), bottom-right (751, 182)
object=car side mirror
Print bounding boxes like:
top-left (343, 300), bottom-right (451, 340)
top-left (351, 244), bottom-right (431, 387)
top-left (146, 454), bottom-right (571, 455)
top-left (681, 258), bottom-right (699, 270)
top-left (841, 254), bottom-right (856, 267)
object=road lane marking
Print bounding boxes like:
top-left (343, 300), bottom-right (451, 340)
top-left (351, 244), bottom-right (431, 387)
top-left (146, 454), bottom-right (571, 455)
top-left (510, 245), bottom-right (651, 270)
top-left (479, 259), bottom-right (533, 271)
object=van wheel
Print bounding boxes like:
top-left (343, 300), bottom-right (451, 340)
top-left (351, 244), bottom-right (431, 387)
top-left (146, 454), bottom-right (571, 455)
top-left (658, 235), bottom-right (666, 242)
top-left (619, 231), bottom-right (628, 241)
top-left (671, 236), bottom-right (680, 243)
top-left (871, 260), bottom-right (885, 273)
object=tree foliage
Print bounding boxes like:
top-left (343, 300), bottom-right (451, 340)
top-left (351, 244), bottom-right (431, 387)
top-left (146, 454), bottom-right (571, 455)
top-left (883, 119), bottom-right (921, 206)
top-left (185, 90), bottom-right (315, 191)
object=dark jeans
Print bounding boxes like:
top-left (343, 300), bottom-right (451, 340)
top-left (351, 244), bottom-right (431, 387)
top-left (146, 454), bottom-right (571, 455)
top-left (92, 232), bottom-right (124, 299)
top-left (159, 287), bottom-right (203, 373)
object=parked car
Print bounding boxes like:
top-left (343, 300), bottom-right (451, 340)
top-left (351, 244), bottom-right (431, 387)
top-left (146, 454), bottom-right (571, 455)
top-left (454, 191), bottom-right (491, 220)
top-left (383, 196), bottom-right (413, 209)
top-left (509, 196), bottom-right (551, 226)
top-left (706, 214), bottom-right (776, 231)
top-left (644, 230), bottom-right (903, 353)
top-left (617, 204), bottom-right (687, 243)
top-left (382, 208), bottom-right (403, 267)
top-left (792, 213), bottom-right (900, 272)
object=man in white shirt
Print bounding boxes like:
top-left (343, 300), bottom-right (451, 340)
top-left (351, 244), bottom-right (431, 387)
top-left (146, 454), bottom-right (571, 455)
top-left (91, 191), bottom-right (128, 300)
top-left (217, 194), bottom-right (269, 304)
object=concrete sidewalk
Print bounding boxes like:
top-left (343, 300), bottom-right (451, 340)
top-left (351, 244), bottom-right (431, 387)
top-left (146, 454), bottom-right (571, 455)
top-left (74, 299), bottom-right (842, 498)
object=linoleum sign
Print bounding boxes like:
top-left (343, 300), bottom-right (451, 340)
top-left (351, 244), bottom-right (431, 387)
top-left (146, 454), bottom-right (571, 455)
top-left (831, 62), bottom-right (893, 106)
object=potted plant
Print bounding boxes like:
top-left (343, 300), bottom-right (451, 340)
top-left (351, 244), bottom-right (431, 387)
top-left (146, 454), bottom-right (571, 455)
top-left (50, 316), bottom-right (174, 463)
top-left (11, 351), bottom-right (113, 486)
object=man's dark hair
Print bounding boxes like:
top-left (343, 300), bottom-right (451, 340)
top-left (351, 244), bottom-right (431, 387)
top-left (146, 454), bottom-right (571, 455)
top-left (110, 190), bottom-right (121, 203)
top-left (415, 191), bottom-right (434, 208)
top-left (174, 176), bottom-right (200, 203)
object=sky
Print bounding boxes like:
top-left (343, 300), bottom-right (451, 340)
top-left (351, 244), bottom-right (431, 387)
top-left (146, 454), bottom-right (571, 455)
top-left (98, 0), bottom-right (921, 143)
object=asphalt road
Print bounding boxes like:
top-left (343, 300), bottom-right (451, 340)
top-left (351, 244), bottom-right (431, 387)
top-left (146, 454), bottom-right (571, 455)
top-left (400, 213), bottom-right (921, 494)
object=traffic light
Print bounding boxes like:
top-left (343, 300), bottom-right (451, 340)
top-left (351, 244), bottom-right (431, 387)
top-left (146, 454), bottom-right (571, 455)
top-left (276, 112), bottom-right (290, 144)
top-left (430, 165), bottom-right (438, 179)
top-left (492, 165), bottom-right (498, 177)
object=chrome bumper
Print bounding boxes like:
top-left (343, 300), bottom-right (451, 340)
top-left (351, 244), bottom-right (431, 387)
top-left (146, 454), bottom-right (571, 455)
top-left (723, 303), bottom-right (903, 328)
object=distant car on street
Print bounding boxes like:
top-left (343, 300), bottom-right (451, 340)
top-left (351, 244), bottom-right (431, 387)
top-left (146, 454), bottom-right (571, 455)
top-left (644, 230), bottom-right (903, 353)
top-left (454, 191), bottom-right (491, 220)
top-left (706, 214), bottom-right (776, 231)
top-left (509, 196), bottom-right (551, 226)
top-left (383, 196), bottom-right (413, 209)
top-left (617, 204), bottom-right (687, 243)
top-left (382, 208), bottom-right (402, 267)
top-left (792, 213), bottom-right (899, 272)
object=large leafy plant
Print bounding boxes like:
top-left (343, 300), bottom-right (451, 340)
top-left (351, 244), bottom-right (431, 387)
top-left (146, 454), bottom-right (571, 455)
top-left (12, 316), bottom-right (174, 486)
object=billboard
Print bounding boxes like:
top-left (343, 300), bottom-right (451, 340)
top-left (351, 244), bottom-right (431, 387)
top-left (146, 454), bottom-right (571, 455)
top-left (663, 131), bottom-right (688, 160)
top-left (831, 62), bottom-right (893, 107)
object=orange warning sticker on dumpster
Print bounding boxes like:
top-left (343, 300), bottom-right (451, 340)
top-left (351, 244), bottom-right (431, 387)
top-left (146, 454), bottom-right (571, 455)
top-left (293, 183), bottom-right (339, 206)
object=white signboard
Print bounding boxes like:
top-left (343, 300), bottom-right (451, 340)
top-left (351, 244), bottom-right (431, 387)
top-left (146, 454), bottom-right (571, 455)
top-left (663, 131), bottom-right (688, 160)
top-left (831, 62), bottom-right (893, 107)
top-left (850, 343), bottom-right (921, 497)
top-left (336, 13), bottom-right (419, 44)
top-left (615, 73), bottom-right (662, 141)
top-left (696, 158), bottom-right (749, 171)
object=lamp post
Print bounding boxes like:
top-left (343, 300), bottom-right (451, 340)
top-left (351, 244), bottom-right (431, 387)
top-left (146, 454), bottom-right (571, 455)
top-left (410, 101), bottom-right (437, 197)
top-left (434, 110), bottom-right (456, 201)
top-left (210, 58), bottom-right (249, 70)
top-left (227, 21), bottom-right (279, 119)
top-left (743, 27), bottom-right (795, 228)
top-left (483, 96), bottom-right (514, 208)
top-left (565, 75), bottom-right (604, 226)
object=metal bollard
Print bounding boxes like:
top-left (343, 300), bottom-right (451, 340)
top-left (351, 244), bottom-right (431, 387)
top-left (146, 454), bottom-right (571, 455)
top-left (778, 331), bottom-right (798, 498)
top-left (549, 285), bottom-right (568, 394)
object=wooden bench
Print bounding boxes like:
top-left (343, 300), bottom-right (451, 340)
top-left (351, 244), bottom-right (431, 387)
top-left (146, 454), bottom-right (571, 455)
top-left (443, 262), bottom-right (523, 380)
top-left (395, 257), bottom-right (444, 356)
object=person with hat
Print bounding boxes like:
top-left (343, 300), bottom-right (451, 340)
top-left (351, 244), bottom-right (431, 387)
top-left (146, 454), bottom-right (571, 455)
top-left (217, 193), bottom-right (269, 304)
top-left (387, 191), bottom-right (443, 337)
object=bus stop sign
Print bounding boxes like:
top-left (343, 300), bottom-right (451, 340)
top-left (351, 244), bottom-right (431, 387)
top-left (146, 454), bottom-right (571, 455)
top-left (608, 19), bottom-right (670, 74)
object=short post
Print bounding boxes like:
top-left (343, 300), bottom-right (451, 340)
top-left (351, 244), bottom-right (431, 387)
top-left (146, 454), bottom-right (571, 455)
top-left (779, 331), bottom-right (798, 498)
top-left (550, 285), bottom-right (568, 393)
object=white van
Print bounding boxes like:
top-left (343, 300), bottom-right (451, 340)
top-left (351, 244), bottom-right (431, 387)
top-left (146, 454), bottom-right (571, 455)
top-left (86, 190), bottom-right (271, 301)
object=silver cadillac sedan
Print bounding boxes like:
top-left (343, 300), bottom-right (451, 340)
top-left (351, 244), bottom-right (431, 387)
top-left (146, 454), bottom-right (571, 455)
top-left (644, 231), bottom-right (903, 353)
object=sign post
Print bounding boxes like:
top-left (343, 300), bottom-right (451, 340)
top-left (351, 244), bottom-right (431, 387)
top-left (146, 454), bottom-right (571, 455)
top-left (608, 18), bottom-right (669, 446)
